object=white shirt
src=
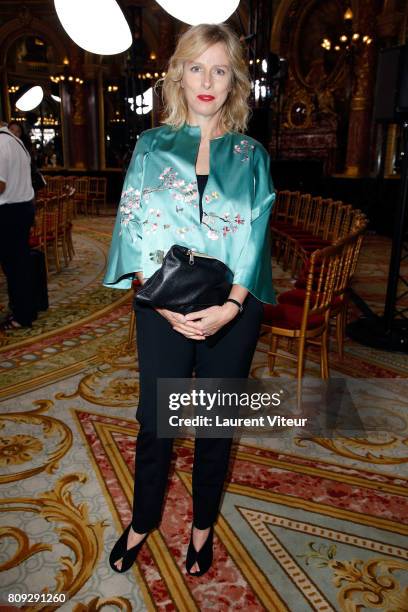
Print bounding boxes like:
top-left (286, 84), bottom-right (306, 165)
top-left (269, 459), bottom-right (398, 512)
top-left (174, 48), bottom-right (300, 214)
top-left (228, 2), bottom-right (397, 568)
top-left (0, 127), bottom-right (34, 205)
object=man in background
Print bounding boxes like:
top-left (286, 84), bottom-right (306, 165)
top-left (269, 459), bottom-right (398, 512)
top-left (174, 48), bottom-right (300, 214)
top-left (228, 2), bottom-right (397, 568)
top-left (0, 121), bottom-right (36, 330)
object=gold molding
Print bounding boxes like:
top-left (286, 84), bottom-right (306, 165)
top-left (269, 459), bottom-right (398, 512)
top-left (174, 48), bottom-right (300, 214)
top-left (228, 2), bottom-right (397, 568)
top-left (283, 93), bottom-right (314, 129)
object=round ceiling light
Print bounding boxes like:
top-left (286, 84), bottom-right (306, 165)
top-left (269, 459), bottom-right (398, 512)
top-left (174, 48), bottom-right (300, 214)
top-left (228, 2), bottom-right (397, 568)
top-left (54, 0), bottom-right (132, 55)
top-left (15, 86), bottom-right (44, 111)
top-left (154, 0), bottom-right (240, 25)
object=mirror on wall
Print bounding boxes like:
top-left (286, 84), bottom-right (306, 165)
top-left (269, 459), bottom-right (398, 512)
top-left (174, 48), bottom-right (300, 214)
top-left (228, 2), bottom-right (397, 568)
top-left (6, 35), bottom-right (64, 169)
top-left (294, 0), bottom-right (348, 91)
top-left (102, 70), bottom-right (154, 169)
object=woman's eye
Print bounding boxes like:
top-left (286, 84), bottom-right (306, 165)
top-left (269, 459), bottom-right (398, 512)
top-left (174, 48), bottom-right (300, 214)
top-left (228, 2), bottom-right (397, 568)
top-left (215, 68), bottom-right (226, 76)
top-left (190, 65), bottom-right (201, 72)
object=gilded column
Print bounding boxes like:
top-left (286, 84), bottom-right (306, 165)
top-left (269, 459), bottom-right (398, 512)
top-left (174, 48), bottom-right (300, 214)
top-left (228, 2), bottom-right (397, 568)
top-left (67, 45), bottom-right (87, 169)
top-left (0, 68), bottom-right (11, 122)
top-left (377, 0), bottom-right (401, 43)
top-left (376, 0), bottom-right (404, 176)
top-left (344, 0), bottom-right (377, 176)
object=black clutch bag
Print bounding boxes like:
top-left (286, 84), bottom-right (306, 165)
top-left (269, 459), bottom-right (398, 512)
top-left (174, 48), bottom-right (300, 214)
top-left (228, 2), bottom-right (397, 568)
top-left (135, 244), bottom-right (233, 314)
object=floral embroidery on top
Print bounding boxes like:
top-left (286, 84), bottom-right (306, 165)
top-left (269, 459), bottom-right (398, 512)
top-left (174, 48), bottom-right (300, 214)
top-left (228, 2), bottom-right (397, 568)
top-left (119, 167), bottom-right (198, 236)
top-left (202, 210), bottom-right (246, 240)
top-left (233, 139), bottom-right (255, 163)
top-left (204, 191), bottom-right (219, 204)
top-left (141, 207), bottom-right (161, 235)
top-left (119, 187), bottom-right (141, 233)
top-left (150, 250), bottom-right (165, 264)
top-left (119, 162), bottom-right (246, 241)
top-left (144, 167), bottom-right (197, 205)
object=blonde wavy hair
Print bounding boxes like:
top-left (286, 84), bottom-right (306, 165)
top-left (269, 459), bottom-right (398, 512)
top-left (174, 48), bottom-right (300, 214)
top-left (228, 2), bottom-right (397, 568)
top-left (158, 23), bottom-right (251, 133)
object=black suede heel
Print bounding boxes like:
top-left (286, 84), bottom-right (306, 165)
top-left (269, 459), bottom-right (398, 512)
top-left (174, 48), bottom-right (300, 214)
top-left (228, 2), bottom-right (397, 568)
top-left (185, 525), bottom-right (214, 577)
top-left (109, 525), bottom-right (148, 573)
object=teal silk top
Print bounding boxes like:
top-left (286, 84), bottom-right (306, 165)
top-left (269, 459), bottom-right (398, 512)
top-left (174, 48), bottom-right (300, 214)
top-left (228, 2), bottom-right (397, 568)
top-left (103, 123), bottom-right (276, 303)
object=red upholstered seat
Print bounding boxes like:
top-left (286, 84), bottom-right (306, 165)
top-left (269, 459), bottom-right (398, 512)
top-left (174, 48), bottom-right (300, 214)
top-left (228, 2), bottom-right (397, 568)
top-left (283, 229), bottom-right (314, 238)
top-left (271, 221), bottom-right (296, 230)
top-left (278, 288), bottom-right (343, 308)
top-left (262, 303), bottom-right (324, 330)
top-left (297, 245), bottom-right (329, 255)
top-left (294, 277), bottom-right (308, 289)
top-left (29, 236), bottom-right (40, 247)
top-left (296, 238), bottom-right (330, 248)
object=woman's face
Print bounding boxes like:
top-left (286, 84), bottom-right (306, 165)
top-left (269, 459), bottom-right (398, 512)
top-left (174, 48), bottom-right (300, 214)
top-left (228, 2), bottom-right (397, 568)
top-left (181, 42), bottom-right (232, 123)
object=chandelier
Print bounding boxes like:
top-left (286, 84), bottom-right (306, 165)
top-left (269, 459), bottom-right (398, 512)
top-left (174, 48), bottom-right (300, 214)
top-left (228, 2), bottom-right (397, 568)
top-left (320, 8), bottom-right (373, 53)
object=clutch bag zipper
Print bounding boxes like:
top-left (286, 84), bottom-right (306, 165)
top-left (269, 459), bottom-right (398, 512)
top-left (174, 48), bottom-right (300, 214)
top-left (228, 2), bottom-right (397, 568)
top-left (187, 249), bottom-right (215, 265)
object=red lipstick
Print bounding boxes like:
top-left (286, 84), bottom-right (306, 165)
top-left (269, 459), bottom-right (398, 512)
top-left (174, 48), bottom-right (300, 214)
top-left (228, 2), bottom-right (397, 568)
top-left (197, 95), bottom-right (215, 101)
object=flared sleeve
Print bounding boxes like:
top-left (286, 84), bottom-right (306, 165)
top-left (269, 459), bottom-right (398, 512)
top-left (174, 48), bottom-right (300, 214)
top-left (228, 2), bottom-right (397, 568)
top-left (232, 143), bottom-right (276, 304)
top-left (103, 133), bottom-right (149, 289)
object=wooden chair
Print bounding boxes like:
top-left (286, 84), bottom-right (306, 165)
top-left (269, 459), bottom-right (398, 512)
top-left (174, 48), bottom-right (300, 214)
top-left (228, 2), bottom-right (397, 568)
top-left (44, 196), bottom-right (61, 273)
top-left (63, 176), bottom-right (75, 193)
top-left (42, 176), bottom-right (60, 195)
top-left (329, 217), bottom-right (367, 357)
top-left (271, 191), bottom-right (300, 263)
top-left (288, 198), bottom-right (333, 275)
top-left (278, 194), bottom-right (311, 272)
top-left (274, 195), bottom-right (324, 275)
top-left (278, 218), bottom-right (367, 359)
top-left (56, 194), bottom-right (70, 266)
top-left (73, 177), bottom-right (89, 215)
top-left (88, 177), bottom-right (107, 215)
top-left (65, 187), bottom-right (76, 260)
top-left (29, 199), bottom-right (48, 276)
top-left (262, 231), bottom-right (364, 402)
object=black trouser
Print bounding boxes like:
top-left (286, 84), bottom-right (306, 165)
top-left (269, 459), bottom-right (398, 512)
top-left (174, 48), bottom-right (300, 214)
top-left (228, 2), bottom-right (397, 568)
top-left (131, 294), bottom-right (263, 532)
top-left (0, 200), bottom-right (35, 326)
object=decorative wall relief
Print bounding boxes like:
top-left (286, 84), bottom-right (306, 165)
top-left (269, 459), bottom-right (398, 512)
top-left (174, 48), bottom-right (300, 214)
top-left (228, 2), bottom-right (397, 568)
top-left (273, 0), bottom-right (354, 173)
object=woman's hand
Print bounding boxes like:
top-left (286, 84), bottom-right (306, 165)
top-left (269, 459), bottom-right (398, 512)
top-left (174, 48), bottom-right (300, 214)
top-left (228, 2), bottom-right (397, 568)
top-left (155, 308), bottom-right (206, 340)
top-left (184, 303), bottom-right (239, 337)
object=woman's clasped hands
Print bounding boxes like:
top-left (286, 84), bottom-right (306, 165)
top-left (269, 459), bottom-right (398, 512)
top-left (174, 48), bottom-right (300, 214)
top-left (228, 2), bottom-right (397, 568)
top-left (156, 303), bottom-right (238, 340)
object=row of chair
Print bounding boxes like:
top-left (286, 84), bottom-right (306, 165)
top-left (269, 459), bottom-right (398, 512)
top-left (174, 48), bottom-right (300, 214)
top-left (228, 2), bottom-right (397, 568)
top-left (262, 191), bottom-right (368, 388)
top-left (271, 191), bottom-right (364, 277)
top-left (29, 189), bottom-right (75, 276)
top-left (40, 176), bottom-right (107, 216)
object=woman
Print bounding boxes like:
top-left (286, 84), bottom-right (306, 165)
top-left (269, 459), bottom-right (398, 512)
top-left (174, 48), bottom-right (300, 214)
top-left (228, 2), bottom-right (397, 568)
top-left (104, 23), bottom-right (276, 577)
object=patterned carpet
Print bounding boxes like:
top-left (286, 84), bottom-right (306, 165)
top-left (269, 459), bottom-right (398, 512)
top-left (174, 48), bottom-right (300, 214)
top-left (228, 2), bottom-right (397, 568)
top-left (0, 217), bottom-right (407, 611)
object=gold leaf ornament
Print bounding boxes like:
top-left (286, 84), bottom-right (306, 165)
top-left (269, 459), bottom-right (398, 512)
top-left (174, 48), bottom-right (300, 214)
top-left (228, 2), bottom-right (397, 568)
top-left (332, 557), bottom-right (408, 611)
top-left (0, 473), bottom-right (107, 612)
top-left (73, 597), bottom-right (132, 611)
top-left (0, 400), bottom-right (72, 483)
